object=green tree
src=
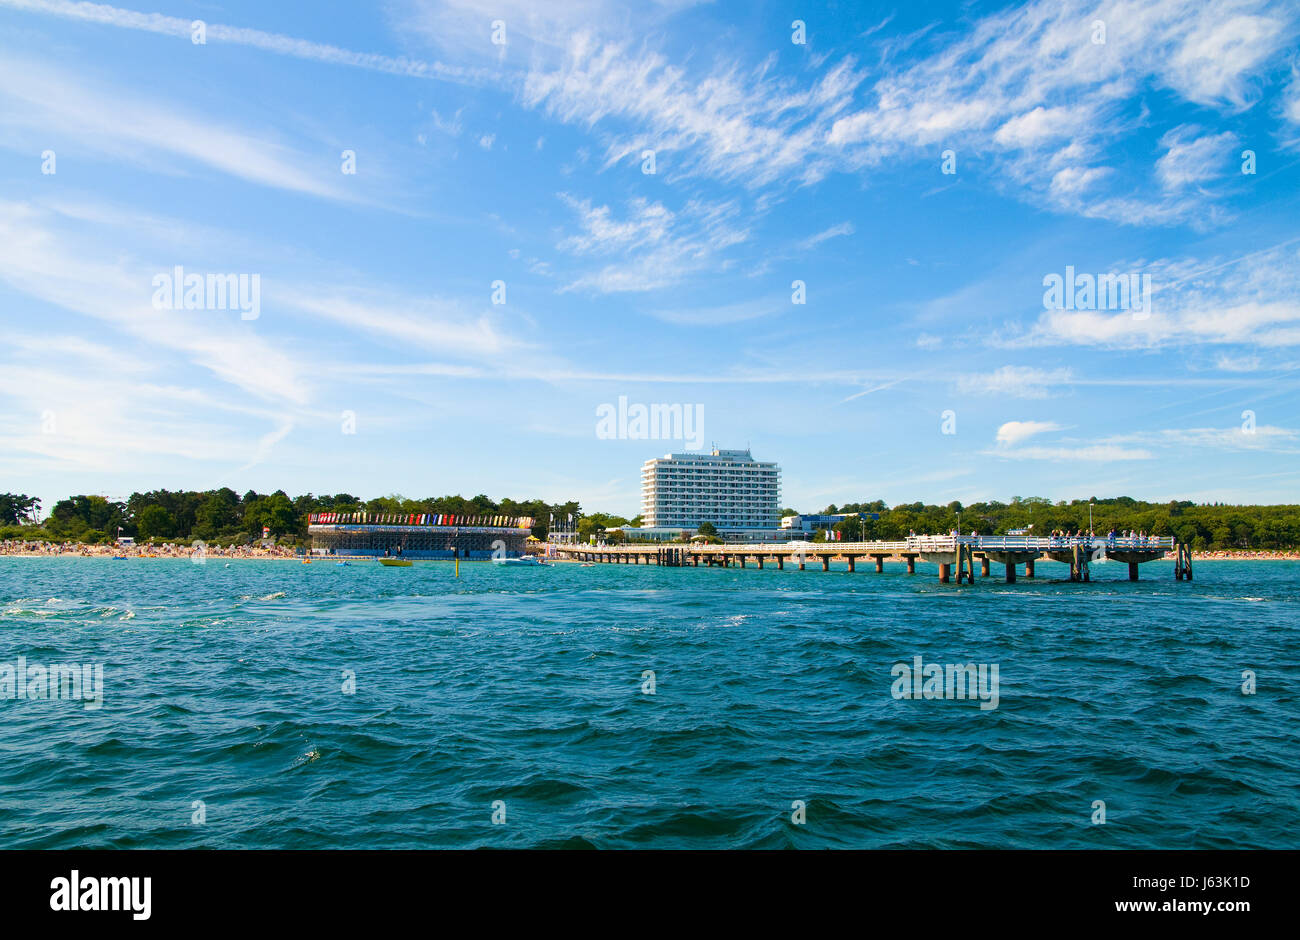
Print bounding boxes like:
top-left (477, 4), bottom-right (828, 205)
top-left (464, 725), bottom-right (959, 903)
top-left (47, 495), bottom-right (127, 540)
top-left (833, 515), bottom-right (863, 541)
top-left (258, 492), bottom-right (298, 535)
top-left (193, 488), bottom-right (240, 539)
top-left (0, 493), bottom-right (40, 525)
top-left (137, 505), bottom-right (176, 540)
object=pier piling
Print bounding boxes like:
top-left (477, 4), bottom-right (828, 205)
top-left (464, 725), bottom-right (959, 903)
top-left (561, 535), bottom-right (1184, 586)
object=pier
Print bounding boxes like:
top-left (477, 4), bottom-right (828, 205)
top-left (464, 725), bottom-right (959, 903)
top-left (556, 535), bottom-right (1190, 583)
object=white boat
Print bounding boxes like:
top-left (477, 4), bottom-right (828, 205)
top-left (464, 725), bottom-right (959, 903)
top-left (493, 555), bottom-right (546, 566)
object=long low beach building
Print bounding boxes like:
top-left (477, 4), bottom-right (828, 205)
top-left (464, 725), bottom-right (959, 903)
top-left (308, 512), bottom-right (534, 559)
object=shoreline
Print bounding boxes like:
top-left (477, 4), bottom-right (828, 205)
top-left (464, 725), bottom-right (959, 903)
top-left (4, 549), bottom-right (1298, 562)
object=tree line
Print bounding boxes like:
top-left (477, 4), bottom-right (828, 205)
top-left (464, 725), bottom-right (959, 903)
top-left (0, 490), bottom-right (582, 545)
top-left (6, 491), bottom-right (1300, 550)
top-left (811, 497), bottom-right (1300, 550)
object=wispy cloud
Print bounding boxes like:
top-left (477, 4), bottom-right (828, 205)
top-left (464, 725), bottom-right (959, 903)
top-left (797, 222), bottom-right (855, 251)
top-left (0, 0), bottom-right (492, 85)
top-left (0, 200), bottom-right (310, 405)
top-left (646, 295), bottom-right (783, 326)
top-left (1155, 126), bottom-right (1237, 188)
top-left (556, 193), bottom-right (749, 293)
top-left (0, 55), bottom-right (350, 201)
top-left (958, 366), bottom-right (1074, 398)
top-left (276, 288), bottom-right (527, 360)
top-left (986, 444), bottom-right (1154, 461)
top-left (523, 33), bottom-right (868, 188)
top-left (1002, 242), bottom-right (1300, 349)
top-left (1107, 425), bottom-right (1300, 452)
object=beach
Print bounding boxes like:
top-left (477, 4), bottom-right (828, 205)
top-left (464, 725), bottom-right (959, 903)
top-left (4, 542), bottom-right (1299, 562)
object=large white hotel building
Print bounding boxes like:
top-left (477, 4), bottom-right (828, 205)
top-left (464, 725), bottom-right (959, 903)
top-left (638, 448), bottom-right (784, 540)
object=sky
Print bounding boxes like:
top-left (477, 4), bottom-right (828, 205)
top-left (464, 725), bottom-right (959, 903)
top-left (1, 0), bottom-right (1299, 519)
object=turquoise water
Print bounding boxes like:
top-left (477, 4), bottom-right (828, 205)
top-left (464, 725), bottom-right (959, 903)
top-left (0, 556), bottom-right (1296, 849)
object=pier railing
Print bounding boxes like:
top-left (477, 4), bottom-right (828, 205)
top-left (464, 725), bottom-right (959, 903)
top-left (904, 535), bottom-right (1176, 552)
top-left (573, 535), bottom-right (1175, 553)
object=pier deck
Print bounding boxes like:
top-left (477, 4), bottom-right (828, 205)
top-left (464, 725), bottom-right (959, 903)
top-left (555, 536), bottom-right (1189, 583)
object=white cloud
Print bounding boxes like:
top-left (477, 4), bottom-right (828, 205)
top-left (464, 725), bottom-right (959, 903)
top-left (524, 34), bottom-right (868, 188)
top-left (995, 420), bottom-right (1065, 446)
top-left (0, 338), bottom-right (295, 473)
top-left (1285, 70), bottom-right (1300, 125)
top-left (1004, 242), bottom-right (1300, 349)
top-left (1214, 353), bottom-right (1262, 372)
top-left (647, 296), bottom-right (782, 326)
top-left (0, 201), bottom-right (311, 405)
top-left (986, 444), bottom-right (1153, 461)
top-left (0, 56), bottom-right (348, 201)
top-left (556, 194), bottom-right (749, 293)
top-left (1155, 126), bottom-right (1236, 188)
top-left (826, 0), bottom-right (1292, 223)
top-left (16, 0), bottom-right (1294, 226)
top-left (0, 0), bottom-right (492, 85)
top-left (1107, 426), bottom-right (1300, 452)
top-left (275, 288), bottom-right (524, 360)
top-left (797, 222), bottom-right (855, 251)
top-left (958, 366), bottom-right (1074, 398)
top-left (994, 105), bottom-right (1091, 148)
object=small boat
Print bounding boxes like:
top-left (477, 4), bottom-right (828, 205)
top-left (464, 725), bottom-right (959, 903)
top-left (493, 556), bottom-right (543, 566)
top-left (301, 558), bottom-right (312, 564)
top-left (379, 558), bottom-right (412, 567)
top-left (335, 561), bottom-right (350, 567)
top-left (112, 555), bottom-right (127, 560)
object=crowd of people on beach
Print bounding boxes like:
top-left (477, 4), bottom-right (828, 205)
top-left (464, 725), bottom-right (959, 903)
top-left (0, 540), bottom-right (299, 559)
top-left (2, 538), bottom-right (1296, 561)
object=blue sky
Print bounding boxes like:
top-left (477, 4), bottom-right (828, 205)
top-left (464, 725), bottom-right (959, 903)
top-left (2, 0), bottom-right (1299, 518)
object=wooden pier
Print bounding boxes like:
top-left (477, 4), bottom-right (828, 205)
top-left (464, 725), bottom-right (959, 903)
top-left (556, 535), bottom-right (1188, 584)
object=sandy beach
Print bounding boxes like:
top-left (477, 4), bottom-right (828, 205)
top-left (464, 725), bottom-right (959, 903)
top-left (0, 541), bottom-right (299, 560)
top-left (4, 543), bottom-right (1298, 563)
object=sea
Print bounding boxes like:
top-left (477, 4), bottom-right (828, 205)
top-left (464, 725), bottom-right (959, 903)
top-left (1, 556), bottom-right (1296, 849)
